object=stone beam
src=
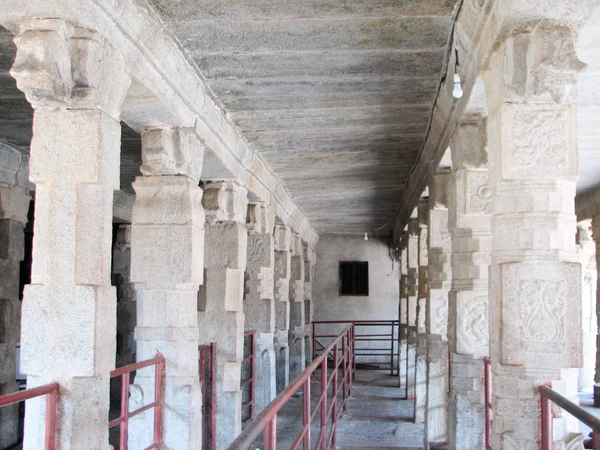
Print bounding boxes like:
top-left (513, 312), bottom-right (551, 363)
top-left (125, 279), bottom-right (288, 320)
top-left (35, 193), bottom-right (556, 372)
top-left (392, 0), bottom-right (599, 240)
top-left (0, 0), bottom-right (319, 247)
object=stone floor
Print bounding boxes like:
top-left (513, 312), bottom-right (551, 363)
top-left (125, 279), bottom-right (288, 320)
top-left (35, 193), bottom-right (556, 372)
top-left (261, 369), bottom-right (424, 449)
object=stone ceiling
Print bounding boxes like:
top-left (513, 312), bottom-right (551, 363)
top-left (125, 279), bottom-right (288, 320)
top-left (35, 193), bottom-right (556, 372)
top-left (146, 0), bottom-right (459, 234)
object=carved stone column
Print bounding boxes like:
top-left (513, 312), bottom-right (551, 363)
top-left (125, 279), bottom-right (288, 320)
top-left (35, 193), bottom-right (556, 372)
top-left (424, 170), bottom-right (451, 448)
top-left (0, 184), bottom-right (30, 448)
top-left (592, 217), bottom-right (600, 384)
top-left (112, 224), bottom-right (136, 368)
top-left (415, 199), bottom-right (429, 424)
top-left (406, 216), bottom-right (419, 401)
top-left (244, 202), bottom-right (276, 414)
top-left (289, 233), bottom-right (306, 381)
top-left (10, 19), bottom-right (130, 450)
top-left (274, 223), bottom-right (292, 393)
top-left (303, 243), bottom-right (316, 366)
top-left (198, 180), bottom-right (248, 449)
top-left (447, 115), bottom-right (491, 450)
top-left (131, 127), bottom-right (204, 450)
top-left (485, 22), bottom-right (585, 449)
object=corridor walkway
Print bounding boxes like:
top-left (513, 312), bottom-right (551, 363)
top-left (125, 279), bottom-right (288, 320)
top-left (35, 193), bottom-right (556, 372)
top-left (334, 370), bottom-right (424, 449)
top-left (273, 369), bottom-right (424, 449)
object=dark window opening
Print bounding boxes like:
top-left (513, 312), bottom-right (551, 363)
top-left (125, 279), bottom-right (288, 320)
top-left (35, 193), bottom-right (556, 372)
top-left (339, 261), bottom-right (369, 296)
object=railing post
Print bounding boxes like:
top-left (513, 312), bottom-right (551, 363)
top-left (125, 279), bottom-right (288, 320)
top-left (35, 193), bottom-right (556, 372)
top-left (303, 377), bottom-right (311, 450)
top-left (264, 416), bottom-right (277, 450)
top-left (484, 358), bottom-right (492, 450)
top-left (120, 372), bottom-right (130, 450)
top-left (342, 333), bottom-right (348, 411)
top-left (593, 431), bottom-right (600, 450)
top-left (154, 354), bottom-right (165, 446)
top-left (540, 391), bottom-right (552, 450)
top-left (320, 357), bottom-right (328, 450)
top-left (389, 322), bottom-right (394, 376)
top-left (332, 342), bottom-right (339, 446)
top-left (44, 385), bottom-right (58, 450)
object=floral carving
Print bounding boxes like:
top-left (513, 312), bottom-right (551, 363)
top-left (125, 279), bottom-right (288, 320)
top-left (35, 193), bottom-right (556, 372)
top-left (458, 296), bottom-right (488, 354)
top-left (520, 279), bottom-right (566, 353)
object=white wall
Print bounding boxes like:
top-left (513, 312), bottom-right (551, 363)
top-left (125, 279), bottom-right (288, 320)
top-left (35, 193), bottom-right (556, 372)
top-left (313, 234), bottom-right (400, 365)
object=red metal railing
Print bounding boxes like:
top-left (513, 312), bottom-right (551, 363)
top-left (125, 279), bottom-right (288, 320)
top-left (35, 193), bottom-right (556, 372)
top-left (227, 324), bottom-right (355, 450)
top-left (199, 343), bottom-right (217, 450)
top-left (312, 320), bottom-right (399, 375)
top-left (241, 330), bottom-right (256, 420)
top-left (484, 358), bottom-right (492, 450)
top-left (0, 382), bottom-right (59, 450)
top-left (109, 353), bottom-right (165, 450)
top-left (539, 385), bottom-right (600, 449)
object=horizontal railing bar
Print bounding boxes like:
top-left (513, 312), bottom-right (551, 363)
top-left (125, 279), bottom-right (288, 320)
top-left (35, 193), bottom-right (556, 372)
top-left (228, 325), bottom-right (352, 449)
top-left (127, 401), bottom-right (159, 420)
top-left (110, 356), bottom-right (164, 377)
top-left (539, 386), bottom-right (600, 433)
top-left (142, 443), bottom-right (160, 450)
top-left (0, 383), bottom-right (59, 408)
top-left (313, 320), bottom-right (398, 324)
top-left (240, 379), bottom-right (253, 387)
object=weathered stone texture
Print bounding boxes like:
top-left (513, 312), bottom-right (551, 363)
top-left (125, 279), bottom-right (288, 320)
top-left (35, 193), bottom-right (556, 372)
top-left (485, 21), bottom-right (584, 449)
top-left (198, 180), bottom-right (248, 449)
top-left (0, 183), bottom-right (29, 448)
top-left (11, 18), bottom-right (130, 450)
top-left (244, 202), bottom-right (276, 414)
top-left (131, 127), bottom-right (204, 450)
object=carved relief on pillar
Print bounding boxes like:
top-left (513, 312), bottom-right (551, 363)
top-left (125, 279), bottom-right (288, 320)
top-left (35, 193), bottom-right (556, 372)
top-left (11, 19), bottom-right (130, 117)
top-left (455, 292), bottom-right (489, 358)
top-left (500, 261), bottom-right (581, 368)
top-left (485, 21), bottom-right (586, 109)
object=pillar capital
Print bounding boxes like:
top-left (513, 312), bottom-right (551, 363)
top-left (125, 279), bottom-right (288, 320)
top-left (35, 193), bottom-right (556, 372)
top-left (246, 201), bottom-right (275, 235)
top-left (140, 127), bottom-right (204, 183)
top-left (11, 18), bottom-right (130, 119)
top-left (429, 170), bottom-right (451, 210)
top-left (486, 20), bottom-right (585, 109)
top-left (274, 223), bottom-right (292, 252)
top-left (450, 116), bottom-right (487, 170)
top-left (202, 180), bottom-right (248, 225)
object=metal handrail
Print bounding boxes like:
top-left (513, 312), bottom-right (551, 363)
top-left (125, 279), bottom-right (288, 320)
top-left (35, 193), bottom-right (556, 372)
top-left (312, 320), bottom-right (399, 376)
top-left (483, 358), bottom-right (492, 450)
top-left (0, 382), bottom-right (59, 450)
top-left (539, 385), bottom-right (600, 449)
top-left (109, 353), bottom-right (166, 450)
top-left (228, 324), bottom-right (355, 450)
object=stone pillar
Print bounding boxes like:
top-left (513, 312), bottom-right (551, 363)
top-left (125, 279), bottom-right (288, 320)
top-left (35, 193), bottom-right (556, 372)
top-left (0, 184), bottom-right (30, 448)
top-left (399, 232), bottom-right (409, 388)
top-left (289, 233), bottom-right (306, 381)
top-left (112, 224), bottom-right (136, 368)
top-left (485, 22), bottom-right (585, 449)
top-left (244, 202), bottom-right (276, 414)
top-left (447, 116), bottom-right (490, 450)
top-left (131, 127), bottom-right (204, 449)
top-left (303, 243), bottom-right (316, 366)
top-left (592, 217), bottom-right (600, 384)
top-left (424, 170), bottom-right (451, 448)
top-left (406, 216), bottom-right (419, 401)
top-left (415, 199), bottom-right (429, 424)
top-left (273, 223), bottom-right (292, 394)
top-left (198, 180), bottom-right (248, 449)
top-left (10, 19), bottom-right (130, 450)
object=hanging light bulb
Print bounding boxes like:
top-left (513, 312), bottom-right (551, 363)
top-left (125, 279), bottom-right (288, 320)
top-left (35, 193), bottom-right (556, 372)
top-left (452, 73), bottom-right (463, 99)
top-left (364, 232), bottom-right (368, 241)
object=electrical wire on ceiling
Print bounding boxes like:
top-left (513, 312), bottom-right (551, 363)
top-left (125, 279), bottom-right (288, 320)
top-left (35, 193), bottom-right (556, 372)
top-left (373, 0), bottom-right (465, 242)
